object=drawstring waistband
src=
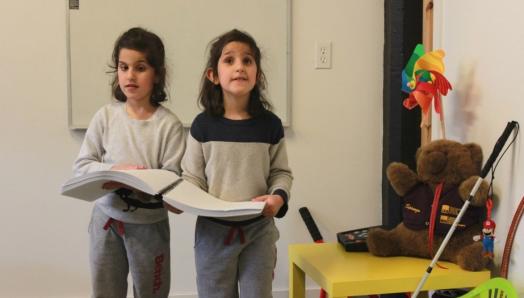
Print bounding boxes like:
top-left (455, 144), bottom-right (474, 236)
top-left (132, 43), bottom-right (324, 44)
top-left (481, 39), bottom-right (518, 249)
top-left (204, 215), bottom-right (264, 226)
top-left (115, 188), bottom-right (164, 212)
top-left (103, 218), bottom-right (125, 236)
top-left (224, 226), bottom-right (246, 245)
top-left (204, 215), bottom-right (264, 246)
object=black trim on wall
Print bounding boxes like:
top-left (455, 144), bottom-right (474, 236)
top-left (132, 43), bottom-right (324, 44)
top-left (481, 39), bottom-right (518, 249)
top-left (382, 0), bottom-right (422, 229)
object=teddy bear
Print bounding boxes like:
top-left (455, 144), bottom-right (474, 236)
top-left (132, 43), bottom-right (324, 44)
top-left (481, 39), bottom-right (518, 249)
top-left (367, 139), bottom-right (491, 271)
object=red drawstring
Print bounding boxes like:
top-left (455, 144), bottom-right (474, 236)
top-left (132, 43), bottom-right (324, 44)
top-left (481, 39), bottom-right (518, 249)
top-left (428, 182), bottom-right (447, 269)
top-left (224, 226), bottom-right (245, 245)
top-left (486, 198), bottom-right (493, 219)
top-left (428, 182), bottom-right (443, 256)
top-left (103, 218), bottom-right (125, 236)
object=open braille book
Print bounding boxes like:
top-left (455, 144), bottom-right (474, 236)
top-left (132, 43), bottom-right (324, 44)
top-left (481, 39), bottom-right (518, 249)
top-left (61, 169), bottom-right (265, 217)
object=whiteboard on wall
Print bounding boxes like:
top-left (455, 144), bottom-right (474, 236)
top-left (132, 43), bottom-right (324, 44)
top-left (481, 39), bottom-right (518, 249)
top-left (67, 0), bottom-right (290, 129)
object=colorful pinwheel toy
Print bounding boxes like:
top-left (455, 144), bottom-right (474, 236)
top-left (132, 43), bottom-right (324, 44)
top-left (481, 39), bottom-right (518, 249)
top-left (402, 44), bottom-right (452, 138)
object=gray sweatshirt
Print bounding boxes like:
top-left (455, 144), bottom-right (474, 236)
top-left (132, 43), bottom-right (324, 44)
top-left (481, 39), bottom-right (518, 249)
top-left (181, 111), bottom-right (293, 221)
top-left (73, 102), bottom-right (186, 224)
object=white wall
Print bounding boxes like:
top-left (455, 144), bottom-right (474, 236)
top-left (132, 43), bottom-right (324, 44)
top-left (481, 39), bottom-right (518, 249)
top-left (433, 0), bottom-right (523, 294)
top-left (0, 0), bottom-right (383, 297)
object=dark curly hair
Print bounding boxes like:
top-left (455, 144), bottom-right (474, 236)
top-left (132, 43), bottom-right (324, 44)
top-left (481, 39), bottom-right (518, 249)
top-left (199, 29), bottom-right (272, 117)
top-left (109, 27), bottom-right (167, 106)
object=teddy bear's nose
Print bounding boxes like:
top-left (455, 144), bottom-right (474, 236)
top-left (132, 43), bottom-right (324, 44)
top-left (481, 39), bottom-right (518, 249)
top-left (427, 151), bottom-right (447, 174)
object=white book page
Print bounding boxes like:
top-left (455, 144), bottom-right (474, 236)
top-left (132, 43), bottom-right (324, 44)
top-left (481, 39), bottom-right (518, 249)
top-left (163, 181), bottom-right (265, 217)
top-left (115, 169), bottom-right (180, 193)
top-left (60, 169), bottom-right (180, 201)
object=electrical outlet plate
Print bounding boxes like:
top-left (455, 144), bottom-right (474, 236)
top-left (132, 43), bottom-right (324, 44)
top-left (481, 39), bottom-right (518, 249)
top-left (315, 41), bottom-right (332, 69)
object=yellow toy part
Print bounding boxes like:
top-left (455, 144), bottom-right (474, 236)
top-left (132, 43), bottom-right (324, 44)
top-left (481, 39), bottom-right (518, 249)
top-left (414, 49), bottom-right (446, 78)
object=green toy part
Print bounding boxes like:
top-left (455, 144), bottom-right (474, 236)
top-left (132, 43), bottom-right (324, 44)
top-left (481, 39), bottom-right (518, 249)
top-left (459, 277), bottom-right (518, 298)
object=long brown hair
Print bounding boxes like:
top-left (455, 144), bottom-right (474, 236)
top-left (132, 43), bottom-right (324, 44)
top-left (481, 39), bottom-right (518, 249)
top-left (109, 27), bottom-right (167, 106)
top-left (199, 29), bottom-right (272, 117)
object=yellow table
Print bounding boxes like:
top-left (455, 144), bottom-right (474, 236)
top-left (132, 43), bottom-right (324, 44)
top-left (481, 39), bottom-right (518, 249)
top-left (289, 243), bottom-right (490, 298)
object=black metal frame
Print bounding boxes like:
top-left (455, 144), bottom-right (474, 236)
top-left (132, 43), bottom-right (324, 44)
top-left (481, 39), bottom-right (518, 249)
top-left (382, 0), bottom-right (422, 228)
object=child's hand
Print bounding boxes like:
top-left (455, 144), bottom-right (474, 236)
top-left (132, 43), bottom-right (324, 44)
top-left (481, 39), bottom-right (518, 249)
top-left (103, 164), bottom-right (147, 189)
top-left (164, 202), bottom-right (184, 214)
top-left (252, 194), bottom-right (284, 217)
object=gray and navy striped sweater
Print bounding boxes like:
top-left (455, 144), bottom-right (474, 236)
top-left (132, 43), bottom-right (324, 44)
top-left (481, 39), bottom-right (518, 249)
top-left (181, 111), bottom-right (293, 220)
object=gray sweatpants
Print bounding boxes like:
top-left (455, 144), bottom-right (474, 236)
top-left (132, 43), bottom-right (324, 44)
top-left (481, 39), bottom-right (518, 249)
top-left (194, 216), bottom-right (279, 298)
top-left (89, 206), bottom-right (171, 298)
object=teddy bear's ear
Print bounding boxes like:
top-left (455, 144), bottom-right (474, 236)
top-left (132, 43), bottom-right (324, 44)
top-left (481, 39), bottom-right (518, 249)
top-left (464, 143), bottom-right (483, 171)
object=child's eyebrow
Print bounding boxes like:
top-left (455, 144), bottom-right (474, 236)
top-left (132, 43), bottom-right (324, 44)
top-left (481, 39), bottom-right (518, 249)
top-left (221, 50), bottom-right (254, 57)
top-left (118, 59), bottom-right (148, 64)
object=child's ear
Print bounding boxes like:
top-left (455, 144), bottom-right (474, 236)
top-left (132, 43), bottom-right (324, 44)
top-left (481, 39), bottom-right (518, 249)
top-left (206, 68), bottom-right (219, 85)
